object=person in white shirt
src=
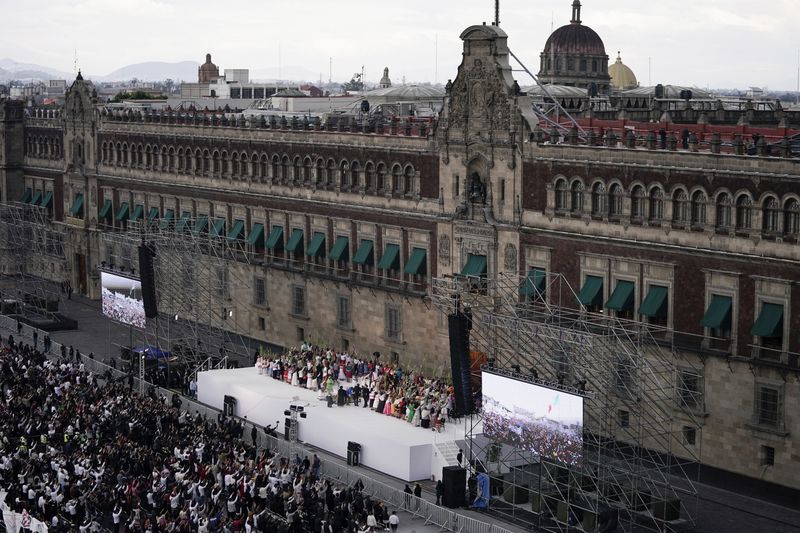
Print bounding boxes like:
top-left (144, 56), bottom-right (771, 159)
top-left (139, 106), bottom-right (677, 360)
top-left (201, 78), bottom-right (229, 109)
top-left (388, 511), bottom-right (400, 532)
top-left (366, 512), bottom-right (378, 532)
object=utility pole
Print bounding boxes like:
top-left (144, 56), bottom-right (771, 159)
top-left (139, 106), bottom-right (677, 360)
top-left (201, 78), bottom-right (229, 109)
top-left (495, 0), bottom-right (500, 26)
top-left (329, 57), bottom-right (332, 86)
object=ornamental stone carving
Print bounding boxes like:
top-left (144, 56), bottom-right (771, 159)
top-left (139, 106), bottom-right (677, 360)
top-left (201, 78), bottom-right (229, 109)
top-left (504, 243), bottom-right (517, 271)
top-left (439, 235), bottom-right (451, 266)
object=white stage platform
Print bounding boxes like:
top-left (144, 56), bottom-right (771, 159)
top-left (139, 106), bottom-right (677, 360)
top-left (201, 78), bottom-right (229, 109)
top-left (197, 367), bottom-right (474, 482)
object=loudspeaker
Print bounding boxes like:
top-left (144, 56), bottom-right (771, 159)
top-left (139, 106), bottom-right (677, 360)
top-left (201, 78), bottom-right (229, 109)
top-left (223, 395), bottom-right (237, 417)
top-left (441, 466), bottom-right (466, 508)
top-left (284, 418), bottom-right (294, 441)
top-left (138, 243), bottom-right (158, 318)
top-left (447, 313), bottom-right (473, 415)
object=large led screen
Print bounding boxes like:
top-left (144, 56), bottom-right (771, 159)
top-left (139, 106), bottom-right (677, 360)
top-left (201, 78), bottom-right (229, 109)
top-left (482, 371), bottom-right (583, 466)
top-left (101, 272), bottom-right (146, 328)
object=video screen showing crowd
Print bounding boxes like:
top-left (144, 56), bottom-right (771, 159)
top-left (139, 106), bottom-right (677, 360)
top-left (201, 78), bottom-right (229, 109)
top-left (100, 272), bottom-right (146, 329)
top-left (481, 371), bottom-right (584, 467)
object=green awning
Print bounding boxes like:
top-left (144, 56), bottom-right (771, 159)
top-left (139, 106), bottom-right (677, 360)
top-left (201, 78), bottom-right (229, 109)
top-left (700, 295), bottom-right (733, 330)
top-left (159, 209), bottom-right (175, 229)
top-left (577, 275), bottom-right (603, 307)
top-left (750, 302), bottom-right (784, 338)
top-left (639, 285), bottom-right (668, 318)
top-left (130, 204), bottom-right (144, 221)
top-left (211, 218), bottom-right (226, 236)
top-left (404, 248), bottom-right (427, 275)
top-left (147, 207), bottom-right (160, 222)
top-left (377, 243), bottom-right (400, 270)
top-left (98, 199), bottom-right (113, 219)
top-left (460, 254), bottom-right (487, 277)
top-left (41, 191), bottom-right (53, 209)
top-left (265, 226), bottom-right (284, 249)
top-left (520, 268), bottom-right (546, 296)
top-left (227, 219), bottom-right (245, 241)
top-left (193, 214), bottom-right (208, 233)
top-left (306, 232), bottom-right (326, 258)
top-left (353, 239), bottom-right (374, 265)
top-left (115, 202), bottom-right (130, 222)
top-left (69, 194), bottom-right (84, 216)
top-left (20, 188), bottom-right (32, 203)
top-left (31, 191), bottom-right (42, 206)
top-left (285, 229), bottom-right (304, 252)
top-left (247, 223), bottom-right (265, 247)
top-left (176, 211), bottom-right (192, 232)
top-left (329, 236), bottom-right (349, 261)
top-left (605, 280), bottom-right (635, 312)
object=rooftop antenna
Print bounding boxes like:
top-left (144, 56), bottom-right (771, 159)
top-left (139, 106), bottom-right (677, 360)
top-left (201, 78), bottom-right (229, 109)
top-left (796, 48), bottom-right (799, 106)
top-left (495, 0), bottom-right (500, 26)
top-left (648, 56), bottom-right (652, 87)
top-left (278, 42), bottom-right (282, 81)
top-left (329, 57), bottom-right (332, 85)
top-left (73, 48), bottom-right (78, 76)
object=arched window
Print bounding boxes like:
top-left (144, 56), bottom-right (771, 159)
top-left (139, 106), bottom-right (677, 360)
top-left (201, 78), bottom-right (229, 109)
top-left (365, 162), bottom-right (375, 191)
top-left (631, 185), bottom-right (645, 219)
top-left (376, 163), bottom-right (386, 191)
top-left (649, 188), bottom-right (664, 222)
top-left (735, 195), bottom-right (752, 230)
top-left (137, 144), bottom-right (144, 167)
top-left (161, 147), bottom-right (168, 171)
top-left (272, 155), bottom-right (280, 180)
top-left (716, 193), bottom-right (731, 228)
top-left (203, 150), bottom-right (211, 174)
top-left (168, 147), bottom-right (175, 172)
top-left (672, 190), bottom-right (689, 223)
top-left (281, 155), bottom-right (290, 181)
top-left (570, 181), bottom-right (584, 214)
top-left (762, 197), bottom-right (780, 233)
top-left (591, 182), bottom-right (606, 216)
top-left (326, 160), bottom-right (336, 185)
top-left (122, 143), bottom-right (128, 165)
top-left (145, 146), bottom-right (152, 169)
top-left (316, 159), bottom-right (325, 185)
top-left (392, 165), bottom-right (402, 193)
top-left (116, 143), bottom-right (123, 165)
top-left (260, 154), bottom-right (268, 179)
top-left (555, 179), bottom-right (569, 211)
top-left (231, 152), bottom-right (239, 177)
top-left (784, 199), bottom-right (800, 235)
top-left (213, 150), bottom-right (221, 174)
top-left (404, 165), bottom-right (414, 194)
top-left (351, 161), bottom-right (361, 188)
top-left (609, 184), bottom-right (623, 217)
top-left (340, 161), bottom-right (349, 188)
top-left (177, 148), bottom-right (184, 171)
top-left (303, 158), bottom-right (313, 183)
top-left (293, 157), bottom-right (302, 183)
top-left (691, 191), bottom-right (707, 225)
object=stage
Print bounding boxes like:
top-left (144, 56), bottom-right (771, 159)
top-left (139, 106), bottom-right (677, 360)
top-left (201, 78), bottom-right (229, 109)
top-left (197, 367), bottom-right (476, 481)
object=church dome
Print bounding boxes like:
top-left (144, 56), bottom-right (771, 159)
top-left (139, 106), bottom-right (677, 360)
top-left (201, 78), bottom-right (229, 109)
top-left (608, 52), bottom-right (637, 90)
top-left (198, 53), bottom-right (219, 83)
top-left (543, 1), bottom-right (606, 55)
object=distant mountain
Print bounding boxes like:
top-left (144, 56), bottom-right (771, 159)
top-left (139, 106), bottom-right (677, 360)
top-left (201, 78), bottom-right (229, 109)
top-left (99, 61), bottom-right (199, 83)
top-left (0, 58), bottom-right (72, 80)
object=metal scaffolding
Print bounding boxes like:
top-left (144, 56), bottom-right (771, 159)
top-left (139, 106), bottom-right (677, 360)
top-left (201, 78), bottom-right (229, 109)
top-left (0, 202), bottom-right (67, 323)
top-left (102, 217), bottom-right (257, 374)
top-left (432, 272), bottom-right (702, 533)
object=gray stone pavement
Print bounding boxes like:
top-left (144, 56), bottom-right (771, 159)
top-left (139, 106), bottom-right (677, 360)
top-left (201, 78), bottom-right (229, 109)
top-left (6, 297), bottom-right (800, 533)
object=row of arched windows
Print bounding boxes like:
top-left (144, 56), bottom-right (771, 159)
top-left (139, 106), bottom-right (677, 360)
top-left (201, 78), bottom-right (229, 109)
top-left (99, 141), bottom-right (418, 195)
top-left (553, 177), bottom-right (800, 237)
top-left (26, 135), bottom-right (62, 159)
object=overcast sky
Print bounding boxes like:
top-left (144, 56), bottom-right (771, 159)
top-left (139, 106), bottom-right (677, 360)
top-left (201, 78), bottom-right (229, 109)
top-left (1, 0), bottom-right (799, 90)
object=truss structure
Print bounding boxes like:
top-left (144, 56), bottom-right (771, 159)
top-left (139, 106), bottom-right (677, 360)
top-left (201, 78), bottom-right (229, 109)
top-left (0, 202), bottom-right (66, 323)
top-left (102, 217), bottom-right (256, 373)
top-left (432, 272), bottom-right (702, 533)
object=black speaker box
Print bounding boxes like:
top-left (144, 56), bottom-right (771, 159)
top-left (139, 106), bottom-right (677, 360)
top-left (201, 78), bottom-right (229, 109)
top-left (138, 243), bottom-right (158, 318)
top-left (447, 313), bottom-right (473, 415)
top-left (442, 466), bottom-right (466, 508)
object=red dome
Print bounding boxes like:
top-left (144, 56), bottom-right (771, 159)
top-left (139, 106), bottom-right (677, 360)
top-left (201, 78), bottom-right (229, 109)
top-left (544, 23), bottom-right (606, 55)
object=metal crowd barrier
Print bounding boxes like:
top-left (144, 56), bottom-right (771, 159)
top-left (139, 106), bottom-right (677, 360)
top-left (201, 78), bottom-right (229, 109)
top-left (0, 314), bottom-right (516, 533)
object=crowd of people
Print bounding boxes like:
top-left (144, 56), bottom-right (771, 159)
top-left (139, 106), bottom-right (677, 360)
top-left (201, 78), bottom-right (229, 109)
top-left (255, 343), bottom-right (458, 432)
top-left (0, 334), bottom-right (408, 532)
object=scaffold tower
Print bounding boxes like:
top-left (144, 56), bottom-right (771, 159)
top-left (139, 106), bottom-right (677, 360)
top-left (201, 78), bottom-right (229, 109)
top-left (432, 272), bottom-right (702, 533)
